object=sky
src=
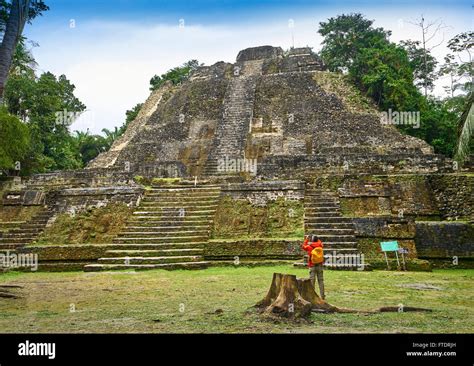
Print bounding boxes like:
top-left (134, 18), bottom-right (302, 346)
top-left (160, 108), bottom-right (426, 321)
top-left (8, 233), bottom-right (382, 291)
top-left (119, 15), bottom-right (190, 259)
top-left (23, 0), bottom-right (473, 134)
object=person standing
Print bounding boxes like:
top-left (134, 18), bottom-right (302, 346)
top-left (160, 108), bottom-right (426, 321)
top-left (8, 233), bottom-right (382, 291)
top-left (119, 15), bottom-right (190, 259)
top-left (301, 234), bottom-right (325, 300)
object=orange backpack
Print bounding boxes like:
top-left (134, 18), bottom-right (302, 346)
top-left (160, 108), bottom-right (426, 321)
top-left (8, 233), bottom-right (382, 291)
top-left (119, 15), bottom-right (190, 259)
top-left (310, 246), bottom-right (324, 264)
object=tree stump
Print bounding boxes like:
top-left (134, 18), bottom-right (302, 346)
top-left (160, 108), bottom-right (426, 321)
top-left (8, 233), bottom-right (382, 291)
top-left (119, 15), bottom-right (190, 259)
top-left (254, 273), bottom-right (343, 319)
top-left (253, 273), bottom-right (431, 320)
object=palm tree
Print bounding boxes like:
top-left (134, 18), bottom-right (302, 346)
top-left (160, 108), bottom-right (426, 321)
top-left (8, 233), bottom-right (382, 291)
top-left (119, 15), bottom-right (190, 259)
top-left (102, 127), bottom-right (121, 150)
top-left (454, 93), bottom-right (473, 167)
top-left (0, 0), bottom-right (30, 101)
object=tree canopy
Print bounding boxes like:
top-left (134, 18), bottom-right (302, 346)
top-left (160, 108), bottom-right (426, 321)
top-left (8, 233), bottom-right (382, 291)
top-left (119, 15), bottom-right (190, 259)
top-left (149, 60), bottom-right (201, 91)
top-left (317, 13), bottom-right (472, 157)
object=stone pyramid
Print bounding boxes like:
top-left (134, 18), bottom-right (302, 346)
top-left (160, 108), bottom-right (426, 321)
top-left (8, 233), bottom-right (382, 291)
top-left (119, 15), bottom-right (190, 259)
top-left (88, 46), bottom-right (440, 178)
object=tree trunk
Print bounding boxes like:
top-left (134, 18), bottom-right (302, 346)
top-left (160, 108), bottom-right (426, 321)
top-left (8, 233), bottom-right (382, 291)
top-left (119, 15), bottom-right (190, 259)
top-left (0, 0), bottom-right (29, 101)
top-left (254, 273), bottom-right (431, 320)
top-left (254, 273), bottom-right (348, 319)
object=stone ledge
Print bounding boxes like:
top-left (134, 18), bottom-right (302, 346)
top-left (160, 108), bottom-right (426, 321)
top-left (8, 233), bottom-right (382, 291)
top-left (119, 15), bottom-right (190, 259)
top-left (59, 186), bottom-right (143, 196)
top-left (205, 238), bottom-right (301, 259)
top-left (19, 244), bottom-right (109, 261)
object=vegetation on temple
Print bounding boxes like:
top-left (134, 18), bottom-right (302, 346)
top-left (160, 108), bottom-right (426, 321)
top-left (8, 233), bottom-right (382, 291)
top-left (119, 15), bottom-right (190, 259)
top-left (318, 13), bottom-right (472, 158)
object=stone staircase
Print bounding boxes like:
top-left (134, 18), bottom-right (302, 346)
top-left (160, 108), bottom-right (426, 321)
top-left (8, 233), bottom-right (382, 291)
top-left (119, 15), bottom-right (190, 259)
top-left (202, 60), bottom-right (263, 176)
top-left (304, 188), bottom-right (362, 269)
top-left (0, 207), bottom-right (55, 251)
top-left (84, 184), bottom-right (221, 271)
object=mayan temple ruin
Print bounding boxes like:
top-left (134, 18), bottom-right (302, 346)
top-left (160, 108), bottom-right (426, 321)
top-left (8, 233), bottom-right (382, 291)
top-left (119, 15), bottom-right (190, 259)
top-left (1, 46), bottom-right (473, 272)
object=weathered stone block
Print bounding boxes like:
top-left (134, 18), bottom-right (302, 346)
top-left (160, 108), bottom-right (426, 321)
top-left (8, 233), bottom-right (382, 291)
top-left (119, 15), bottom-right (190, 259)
top-left (415, 222), bottom-right (474, 258)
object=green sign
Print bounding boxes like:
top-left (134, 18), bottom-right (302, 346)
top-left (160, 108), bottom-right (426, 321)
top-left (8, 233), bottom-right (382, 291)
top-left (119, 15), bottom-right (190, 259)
top-left (380, 241), bottom-right (399, 252)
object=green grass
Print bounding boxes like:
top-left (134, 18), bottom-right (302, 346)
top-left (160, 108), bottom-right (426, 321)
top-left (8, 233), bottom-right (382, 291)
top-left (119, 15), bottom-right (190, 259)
top-left (0, 266), bottom-right (472, 333)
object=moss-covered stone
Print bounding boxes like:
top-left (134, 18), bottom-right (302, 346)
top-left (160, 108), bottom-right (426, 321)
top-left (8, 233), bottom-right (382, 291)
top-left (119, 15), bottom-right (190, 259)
top-left (415, 221), bottom-right (474, 258)
top-left (353, 217), bottom-right (415, 238)
top-left (212, 196), bottom-right (303, 239)
top-left (205, 238), bottom-right (301, 259)
top-left (21, 245), bottom-right (108, 260)
top-left (340, 197), bottom-right (390, 217)
top-left (34, 203), bottom-right (132, 245)
top-left (0, 205), bottom-right (42, 223)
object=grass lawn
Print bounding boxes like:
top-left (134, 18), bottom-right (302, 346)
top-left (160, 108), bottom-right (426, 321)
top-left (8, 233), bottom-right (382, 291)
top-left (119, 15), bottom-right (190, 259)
top-left (0, 266), bottom-right (473, 333)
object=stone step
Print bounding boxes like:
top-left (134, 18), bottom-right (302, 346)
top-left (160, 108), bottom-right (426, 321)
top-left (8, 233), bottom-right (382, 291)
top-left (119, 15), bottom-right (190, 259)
top-left (28, 219), bottom-right (50, 224)
top-left (127, 218), bottom-right (212, 225)
top-left (0, 221), bottom-right (26, 228)
top-left (321, 241), bottom-right (358, 247)
top-left (323, 247), bottom-right (359, 253)
top-left (144, 193), bottom-right (220, 200)
top-left (104, 248), bottom-right (204, 257)
top-left (132, 211), bottom-right (215, 217)
top-left (305, 222), bottom-right (354, 228)
top-left (305, 217), bottom-right (353, 223)
top-left (305, 228), bottom-right (355, 235)
top-left (140, 197), bottom-right (219, 204)
top-left (133, 205), bottom-right (218, 211)
top-left (305, 212), bottom-right (341, 218)
top-left (117, 230), bottom-right (209, 237)
top-left (84, 261), bottom-right (209, 271)
top-left (305, 207), bottom-right (340, 213)
top-left (98, 255), bottom-right (203, 265)
top-left (113, 236), bottom-right (207, 244)
top-left (305, 201), bottom-right (339, 206)
top-left (0, 237), bottom-right (34, 243)
top-left (96, 243), bottom-right (207, 250)
top-left (1, 233), bottom-right (38, 239)
top-left (0, 243), bottom-right (25, 249)
top-left (314, 235), bottom-right (355, 242)
top-left (304, 195), bottom-right (337, 200)
top-left (34, 213), bottom-right (53, 218)
top-left (124, 225), bottom-right (209, 232)
top-left (148, 187), bottom-right (221, 193)
top-left (21, 224), bottom-right (46, 229)
top-left (6, 228), bottom-right (42, 234)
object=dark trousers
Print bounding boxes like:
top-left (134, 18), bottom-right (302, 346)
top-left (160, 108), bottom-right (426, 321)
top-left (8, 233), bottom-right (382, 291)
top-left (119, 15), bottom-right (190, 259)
top-left (309, 263), bottom-right (325, 299)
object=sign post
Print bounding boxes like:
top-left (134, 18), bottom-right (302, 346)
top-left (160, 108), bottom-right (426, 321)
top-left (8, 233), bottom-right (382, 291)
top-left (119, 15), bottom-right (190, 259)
top-left (380, 241), bottom-right (401, 271)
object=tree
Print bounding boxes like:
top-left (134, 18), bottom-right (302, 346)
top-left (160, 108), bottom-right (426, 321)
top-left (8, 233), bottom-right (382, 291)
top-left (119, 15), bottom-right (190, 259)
top-left (101, 127), bottom-right (121, 150)
top-left (0, 105), bottom-right (29, 174)
top-left (119, 103), bottom-right (142, 134)
top-left (454, 93), bottom-right (473, 166)
top-left (149, 59), bottom-right (201, 91)
top-left (439, 32), bottom-right (473, 97)
top-left (400, 40), bottom-right (438, 94)
top-left (72, 129), bottom-right (108, 166)
top-left (318, 13), bottom-right (390, 72)
top-left (0, 0), bottom-right (48, 100)
top-left (350, 42), bottom-right (420, 111)
top-left (317, 13), bottom-right (463, 157)
top-left (407, 16), bottom-right (449, 97)
top-left (4, 70), bottom-right (86, 172)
